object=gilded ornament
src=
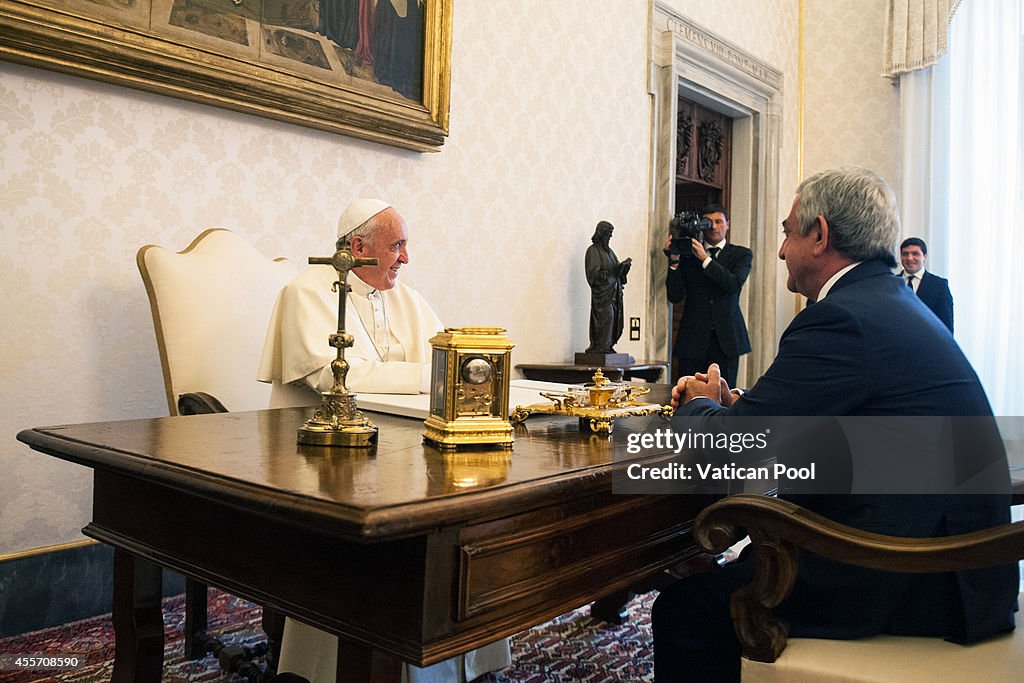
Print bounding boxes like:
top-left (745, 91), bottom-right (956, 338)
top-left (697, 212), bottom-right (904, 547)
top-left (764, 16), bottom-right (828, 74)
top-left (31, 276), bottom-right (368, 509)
top-left (510, 369), bottom-right (673, 435)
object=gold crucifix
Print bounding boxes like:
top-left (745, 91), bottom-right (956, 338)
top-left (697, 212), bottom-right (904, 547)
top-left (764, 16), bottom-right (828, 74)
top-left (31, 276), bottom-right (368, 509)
top-left (297, 234), bottom-right (379, 447)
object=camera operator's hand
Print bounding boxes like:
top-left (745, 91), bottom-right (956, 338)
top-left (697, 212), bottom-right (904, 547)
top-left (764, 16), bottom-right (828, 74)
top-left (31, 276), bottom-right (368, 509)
top-left (665, 237), bottom-right (680, 268)
top-left (690, 238), bottom-right (708, 261)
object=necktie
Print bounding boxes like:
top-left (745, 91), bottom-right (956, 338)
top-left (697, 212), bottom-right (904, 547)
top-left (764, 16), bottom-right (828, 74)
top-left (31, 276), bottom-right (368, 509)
top-left (708, 247), bottom-right (720, 260)
top-left (906, 275), bottom-right (914, 288)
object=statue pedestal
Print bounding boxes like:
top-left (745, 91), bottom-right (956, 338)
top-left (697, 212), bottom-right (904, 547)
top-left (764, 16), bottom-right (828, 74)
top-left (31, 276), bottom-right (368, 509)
top-left (575, 352), bottom-right (635, 366)
top-left (516, 361), bottom-right (667, 385)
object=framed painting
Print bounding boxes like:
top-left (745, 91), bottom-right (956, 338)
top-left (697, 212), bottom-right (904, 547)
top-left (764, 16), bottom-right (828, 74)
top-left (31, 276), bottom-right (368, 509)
top-left (0, 0), bottom-right (452, 151)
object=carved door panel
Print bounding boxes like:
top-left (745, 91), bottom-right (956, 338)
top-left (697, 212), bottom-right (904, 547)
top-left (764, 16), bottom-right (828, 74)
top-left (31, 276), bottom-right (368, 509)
top-left (676, 99), bottom-right (697, 182)
top-left (675, 99), bottom-right (731, 191)
top-left (670, 97), bottom-right (733, 381)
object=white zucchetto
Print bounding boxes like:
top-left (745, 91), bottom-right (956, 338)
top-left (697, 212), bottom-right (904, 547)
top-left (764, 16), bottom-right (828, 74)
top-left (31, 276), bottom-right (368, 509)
top-left (337, 199), bottom-right (391, 237)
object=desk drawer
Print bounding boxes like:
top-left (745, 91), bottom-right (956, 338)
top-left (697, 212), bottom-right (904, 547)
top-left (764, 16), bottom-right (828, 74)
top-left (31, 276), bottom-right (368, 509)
top-left (456, 494), bottom-right (703, 621)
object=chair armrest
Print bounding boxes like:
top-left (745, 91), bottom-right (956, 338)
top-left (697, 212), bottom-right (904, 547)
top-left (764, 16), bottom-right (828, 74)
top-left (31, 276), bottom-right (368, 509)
top-left (177, 392), bottom-right (229, 415)
top-left (693, 494), bottom-right (1024, 663)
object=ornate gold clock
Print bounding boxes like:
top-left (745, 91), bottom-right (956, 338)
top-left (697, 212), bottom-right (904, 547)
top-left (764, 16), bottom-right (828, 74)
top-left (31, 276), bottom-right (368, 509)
top-left (423, 327), bottom-right (515, 449)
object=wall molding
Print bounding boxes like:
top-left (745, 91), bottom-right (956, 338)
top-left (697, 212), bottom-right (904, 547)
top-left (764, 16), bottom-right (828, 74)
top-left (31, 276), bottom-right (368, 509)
top-left (0, 538), bottom-right (96, 563)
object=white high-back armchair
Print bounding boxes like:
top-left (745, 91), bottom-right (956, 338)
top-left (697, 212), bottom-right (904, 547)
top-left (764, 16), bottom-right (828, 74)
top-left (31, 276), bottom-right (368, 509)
top-left (137, 228), bottom-right (302, 415)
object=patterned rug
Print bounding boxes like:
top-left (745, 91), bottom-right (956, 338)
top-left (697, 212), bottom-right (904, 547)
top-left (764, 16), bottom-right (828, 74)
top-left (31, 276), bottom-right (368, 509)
top-left (0, 590), bottom-right (655, 682)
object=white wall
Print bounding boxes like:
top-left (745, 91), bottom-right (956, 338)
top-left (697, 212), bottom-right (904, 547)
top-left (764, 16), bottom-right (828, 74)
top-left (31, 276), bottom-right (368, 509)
top-left (804, 0), bottom-right (902, 184)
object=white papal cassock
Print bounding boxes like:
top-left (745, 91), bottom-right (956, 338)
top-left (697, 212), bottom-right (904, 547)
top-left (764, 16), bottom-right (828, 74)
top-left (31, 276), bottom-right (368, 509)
top-left (258, 265), bottom-right (443, 404)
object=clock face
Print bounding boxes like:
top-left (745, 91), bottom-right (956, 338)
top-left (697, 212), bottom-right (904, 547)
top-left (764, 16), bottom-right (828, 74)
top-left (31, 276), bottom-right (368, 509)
top-left (460, 356), bottom-right (493, 385)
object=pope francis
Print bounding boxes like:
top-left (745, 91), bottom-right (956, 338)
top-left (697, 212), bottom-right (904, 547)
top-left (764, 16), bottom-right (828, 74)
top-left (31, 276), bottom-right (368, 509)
top-left (259, 199), bottom-right (444, 406)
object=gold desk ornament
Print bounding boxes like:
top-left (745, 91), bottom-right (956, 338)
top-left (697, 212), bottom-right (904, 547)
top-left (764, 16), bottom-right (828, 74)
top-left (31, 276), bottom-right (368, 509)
top-left (509, 369), bottom-right (674, 435)
top-left (296, 236), bottom-right (379, 448)
top-left (423, 327), bottom-right (515, 449)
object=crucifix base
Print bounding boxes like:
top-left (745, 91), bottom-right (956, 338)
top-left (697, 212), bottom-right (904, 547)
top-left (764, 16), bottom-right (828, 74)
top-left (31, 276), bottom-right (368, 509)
top-left (297, 391), bottom-right (378, 447)
top-left (297, 423), bottom-right (378, 447)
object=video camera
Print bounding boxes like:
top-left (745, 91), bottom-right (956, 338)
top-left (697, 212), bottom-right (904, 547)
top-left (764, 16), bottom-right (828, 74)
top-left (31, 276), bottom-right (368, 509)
top-left (664, 211), bottom-right (713, 257)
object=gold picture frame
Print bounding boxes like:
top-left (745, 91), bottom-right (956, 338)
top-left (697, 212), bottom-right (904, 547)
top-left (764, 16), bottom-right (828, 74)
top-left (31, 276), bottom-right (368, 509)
top-left (0, 0), bottom-right (452, 152)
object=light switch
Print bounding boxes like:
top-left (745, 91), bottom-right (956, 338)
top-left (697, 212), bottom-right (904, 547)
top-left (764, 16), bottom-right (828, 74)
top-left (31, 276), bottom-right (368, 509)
top-left (629, 317), bottom-right (641, 341)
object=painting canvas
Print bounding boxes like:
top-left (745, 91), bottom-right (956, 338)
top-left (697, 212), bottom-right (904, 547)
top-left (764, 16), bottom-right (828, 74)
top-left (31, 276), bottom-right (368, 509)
top-left (0, 0), bottom-right (452, 151)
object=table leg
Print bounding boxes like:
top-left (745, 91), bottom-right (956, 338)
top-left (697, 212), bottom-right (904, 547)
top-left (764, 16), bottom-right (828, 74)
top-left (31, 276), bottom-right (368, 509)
top-left (111, 548), bottom-right (164, 683)
top-left (183, 579), bottom-right (209, 659)
top-left (336, 637), bottom-right (402, 683)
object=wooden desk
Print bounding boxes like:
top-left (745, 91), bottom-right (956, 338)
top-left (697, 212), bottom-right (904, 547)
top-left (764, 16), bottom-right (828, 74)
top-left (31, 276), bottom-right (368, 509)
top-left (17, 404), bottom-right (709, 683)
top-left (516, 361), bottom-right (669, 384)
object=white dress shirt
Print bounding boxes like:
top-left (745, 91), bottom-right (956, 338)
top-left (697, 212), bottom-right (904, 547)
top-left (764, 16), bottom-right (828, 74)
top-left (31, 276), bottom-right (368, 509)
top-left (901, 269), bottom-right (923, 293)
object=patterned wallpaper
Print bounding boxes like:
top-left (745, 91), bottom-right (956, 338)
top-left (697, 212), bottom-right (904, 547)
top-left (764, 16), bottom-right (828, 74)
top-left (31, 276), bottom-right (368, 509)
top-left (804, 0), bottom-right (902, 185)
top-left (0, 0), bottom-right (900, 554)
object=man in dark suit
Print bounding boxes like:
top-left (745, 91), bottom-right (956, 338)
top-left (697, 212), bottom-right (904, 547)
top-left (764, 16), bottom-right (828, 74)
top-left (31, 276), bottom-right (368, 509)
top-left (666, 204), bottom-right (752, 387)
top-left (900, 236), bottom-right (954, 332)
top-left (652, 167), bottom-right (1016, 682)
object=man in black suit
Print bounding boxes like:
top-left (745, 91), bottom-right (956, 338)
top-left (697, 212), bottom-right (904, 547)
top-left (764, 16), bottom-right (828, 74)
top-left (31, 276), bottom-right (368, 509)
top-left (900, 236), bottom-right (954, 332)
top-left (652, 167), bottom-right (1016, 682)
top-left (665, 204), bottom-right (752, 387)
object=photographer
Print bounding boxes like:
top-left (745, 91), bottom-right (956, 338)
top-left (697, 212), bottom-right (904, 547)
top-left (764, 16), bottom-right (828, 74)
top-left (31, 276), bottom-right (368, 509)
top-left (665, 203), bottom-right (752, 387)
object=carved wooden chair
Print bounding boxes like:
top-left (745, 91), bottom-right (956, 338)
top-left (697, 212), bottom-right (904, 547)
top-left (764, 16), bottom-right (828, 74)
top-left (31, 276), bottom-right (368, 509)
top-left (137, 228), bottom-right (303, 673)
top-left (695, 494), bottom-right (1023, 682)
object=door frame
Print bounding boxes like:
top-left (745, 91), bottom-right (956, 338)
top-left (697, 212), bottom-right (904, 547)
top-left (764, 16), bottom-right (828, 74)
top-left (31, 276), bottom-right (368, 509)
top-left (647, 6), bottom-right (784, 388)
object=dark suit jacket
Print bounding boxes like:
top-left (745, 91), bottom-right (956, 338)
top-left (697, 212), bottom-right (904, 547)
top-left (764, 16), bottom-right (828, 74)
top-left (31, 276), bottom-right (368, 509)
top-left (914, 270), bottom-right (954, 333)
top-left (678, 259), bottom-right (1015, 644)
top-left (666, 243), bottom-right (752, 359)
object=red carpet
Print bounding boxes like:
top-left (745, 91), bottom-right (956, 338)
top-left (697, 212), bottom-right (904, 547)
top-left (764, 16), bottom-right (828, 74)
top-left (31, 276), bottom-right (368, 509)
top-left (0, 590), bottom-right (655, 682)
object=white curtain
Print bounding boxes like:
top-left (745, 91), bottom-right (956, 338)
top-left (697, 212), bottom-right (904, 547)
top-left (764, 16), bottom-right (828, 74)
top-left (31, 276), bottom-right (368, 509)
top-left (899, 0), bottom-right (1024, 417)
top-left (883, 0), bottom-right (961, 77)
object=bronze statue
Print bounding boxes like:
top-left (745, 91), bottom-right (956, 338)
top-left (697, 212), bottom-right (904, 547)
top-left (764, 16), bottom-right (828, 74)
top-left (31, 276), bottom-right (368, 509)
top-left (585, 221), bottom-right (632, 354)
